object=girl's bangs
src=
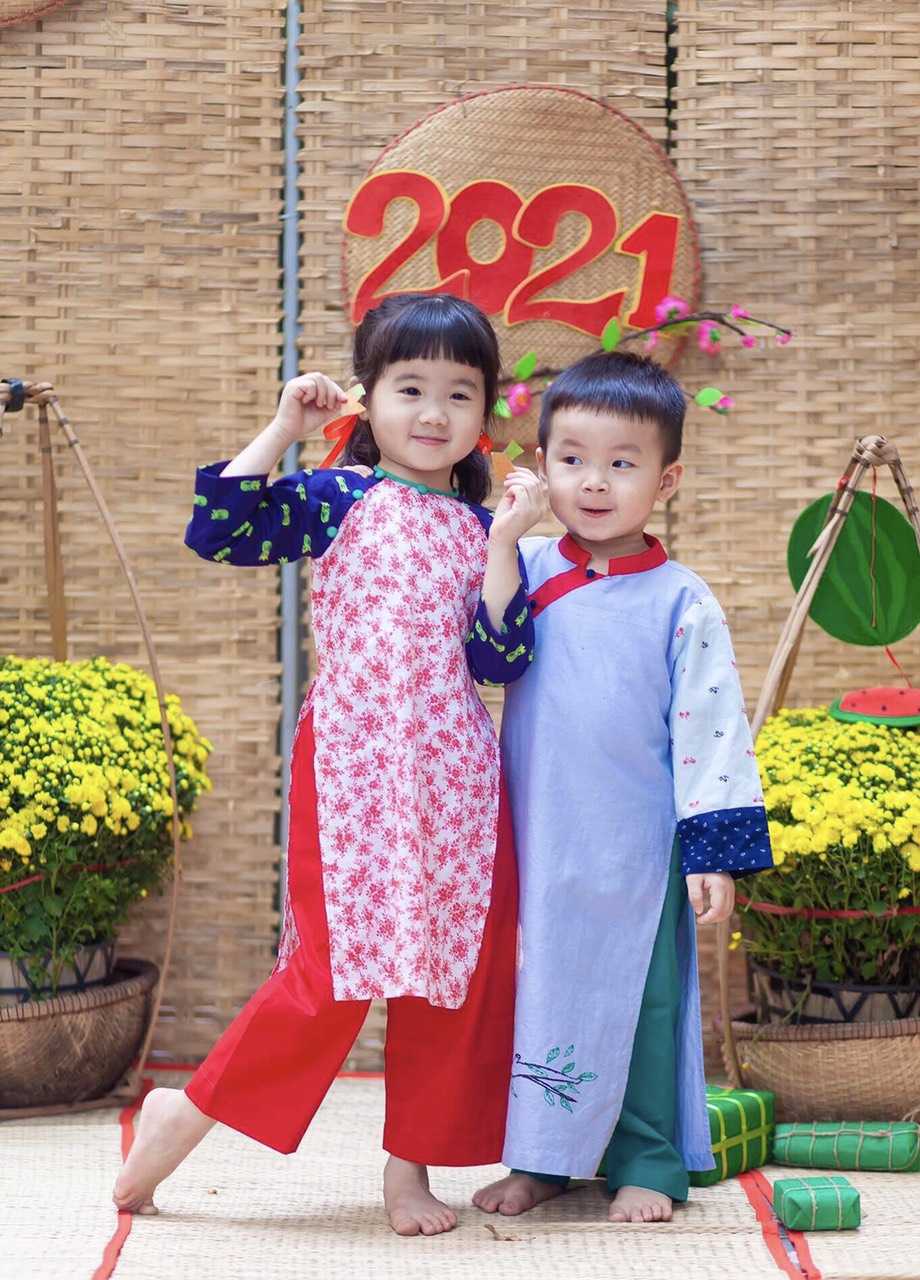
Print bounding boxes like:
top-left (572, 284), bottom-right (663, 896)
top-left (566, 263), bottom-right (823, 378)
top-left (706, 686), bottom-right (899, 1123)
top-left (376, 298), bottom-right (495, 373)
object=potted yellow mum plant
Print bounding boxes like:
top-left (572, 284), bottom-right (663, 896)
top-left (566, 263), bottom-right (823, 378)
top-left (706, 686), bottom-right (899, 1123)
top-left (740, 703), bottom-right (920, 1023)
top-left (0, 654), bottom-right (211, 1004)
top-left (0, 379), bottom-right (212, 1113)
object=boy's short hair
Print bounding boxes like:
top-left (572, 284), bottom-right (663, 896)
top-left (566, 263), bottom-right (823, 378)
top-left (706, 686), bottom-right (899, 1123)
top-left (538, 350), bottom-right (686, 466)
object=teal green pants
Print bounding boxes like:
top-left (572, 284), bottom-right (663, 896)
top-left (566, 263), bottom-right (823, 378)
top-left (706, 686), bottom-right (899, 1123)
top-left (515, 840), bottom-right (690, 1202)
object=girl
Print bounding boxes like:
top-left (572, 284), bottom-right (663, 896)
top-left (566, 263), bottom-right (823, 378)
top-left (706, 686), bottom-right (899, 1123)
top-left (113, 293), bottom-right (545, 1236)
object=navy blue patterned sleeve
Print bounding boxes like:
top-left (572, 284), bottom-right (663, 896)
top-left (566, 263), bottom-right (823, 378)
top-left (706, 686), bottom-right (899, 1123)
top-left (678, 808), bottom-right (773, 880)
top-left (185, 464), bottom-right (378, 565)
top-left (461, 502), bottom-right (535, 687)
top-left (466, 579), bottom-right (534, 687)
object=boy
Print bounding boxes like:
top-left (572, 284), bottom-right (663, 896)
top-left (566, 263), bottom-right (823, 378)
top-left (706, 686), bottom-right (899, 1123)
top-left (474, 351), bottom-right (773, 1224)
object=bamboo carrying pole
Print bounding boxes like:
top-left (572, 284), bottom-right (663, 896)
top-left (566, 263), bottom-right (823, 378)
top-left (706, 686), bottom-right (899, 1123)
top-left (0, 378), bottom-right (182, 1106)
top-left (718, 435), bottom-right (920, 1086)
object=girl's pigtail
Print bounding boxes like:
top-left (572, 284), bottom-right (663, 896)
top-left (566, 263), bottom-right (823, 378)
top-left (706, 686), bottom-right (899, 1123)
top-left (452, 447), bottom-right (492, 505)
top-left (340, 421), bottom-right (379, 470)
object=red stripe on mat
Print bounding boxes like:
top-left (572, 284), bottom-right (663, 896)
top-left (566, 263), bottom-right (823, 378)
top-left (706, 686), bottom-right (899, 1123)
top-left (91, 1063), bottom-right (386, 1277)
top-left (91, 1079), bottom-right (152, 1280)
top-left (740, 1170), bottom-right (823, 1280)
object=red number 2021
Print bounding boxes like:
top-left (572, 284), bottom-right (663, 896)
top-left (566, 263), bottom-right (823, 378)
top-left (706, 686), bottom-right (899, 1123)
top-left (345, 170), bottom-right (683, 338)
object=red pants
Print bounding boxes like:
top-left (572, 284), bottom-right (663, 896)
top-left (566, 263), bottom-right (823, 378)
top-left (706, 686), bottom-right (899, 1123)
top-left (186, 711), bottom-right (518, 1165)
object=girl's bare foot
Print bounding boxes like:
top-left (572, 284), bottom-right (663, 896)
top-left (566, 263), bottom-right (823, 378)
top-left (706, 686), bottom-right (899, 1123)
top-left (112, 1087), bottom-right (215, 1214)
top-left (608, 1184), bottom-right (673, 1223)
top-left (383, 1156), bottom-right (457, 1236)
top-left (472, 1172), bottom-right (565, 1216)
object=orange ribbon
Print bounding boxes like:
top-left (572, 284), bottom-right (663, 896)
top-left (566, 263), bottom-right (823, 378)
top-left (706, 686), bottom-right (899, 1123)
top-left (319, 383), bottom-right (365, 468)
top-left (319, 413), bottom-right (360, 467)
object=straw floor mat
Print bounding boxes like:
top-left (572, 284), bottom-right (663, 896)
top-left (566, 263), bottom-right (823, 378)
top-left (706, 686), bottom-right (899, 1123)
top-left (4, 1069), bottom-right (920, 1280)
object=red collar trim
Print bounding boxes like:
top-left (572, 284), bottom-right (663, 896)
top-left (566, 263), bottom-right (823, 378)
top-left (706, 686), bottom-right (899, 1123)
top-left (559, 532), bottom-right (668, 576)
top-left (527, 534), bottom-right (667, 620)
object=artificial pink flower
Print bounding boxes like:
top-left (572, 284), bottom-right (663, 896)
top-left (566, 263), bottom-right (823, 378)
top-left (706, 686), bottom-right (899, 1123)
top-left (730, 305), bottom-right (750, 320)
top-left (654, 296), bottom-right (689, 324)
top-left (713, 396), bottom-right (735, 414)
top-left (741, 335), bottom-right (758, 349)
top-left (506, 382), bottom-right (532, 417)
top-left (775, 331), bottom-right (793, 345)
top-left (697, 321), bottom-right (722, 355)
top-left (645, 332), bottom-right (661, 353)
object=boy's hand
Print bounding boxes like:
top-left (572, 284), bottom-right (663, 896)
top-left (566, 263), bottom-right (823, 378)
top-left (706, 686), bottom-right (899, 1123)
top-left (489, 467), bottom-right (545, 546)
top-left (270, 373), bottom-right (348, 446)
top-left (686, 871), bottom-right (735, 924)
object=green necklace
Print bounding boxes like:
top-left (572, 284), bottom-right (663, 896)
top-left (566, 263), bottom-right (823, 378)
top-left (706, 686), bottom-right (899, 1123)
top-left (373, 465), bottom-right (459, 498)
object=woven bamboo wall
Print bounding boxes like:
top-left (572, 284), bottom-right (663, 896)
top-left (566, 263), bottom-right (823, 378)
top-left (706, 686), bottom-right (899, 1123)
top-left (672, 0), bottom-right (920, 1049)
top-left (0, 0), bottom-right (286, 1057)
top-left (3, 0), bottom-right (917, 1075)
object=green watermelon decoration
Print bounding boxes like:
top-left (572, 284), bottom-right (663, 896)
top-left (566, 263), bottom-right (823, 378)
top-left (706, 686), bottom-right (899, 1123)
top-left (787, 491), bottom-right (920, 646)
top-left (829, 685), bottom-right (920, 727)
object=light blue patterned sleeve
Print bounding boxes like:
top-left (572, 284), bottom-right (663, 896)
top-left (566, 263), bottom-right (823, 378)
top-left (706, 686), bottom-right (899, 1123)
top-left (669, 594), bottom-right (773, 879)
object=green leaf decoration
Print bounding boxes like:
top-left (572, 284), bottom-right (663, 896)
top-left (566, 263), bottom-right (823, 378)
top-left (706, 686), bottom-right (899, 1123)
top-left (693, 386), bottom-right (723, 407)
top-left (600, 316), bottom-right (621, 352)
top-left (560, 1098), bottom-right (573, 1112)
top-left (505, 440), bottom-right (524, 461)
top-left (562, 1061), bottom-right (575, 1074)
top-left (564, 1044), bottom-right (575, 1057)
top-left (494, 397), bottom-right (512, 419)
top-left (546, 1046), bottom-right (560, 1063)
top-left (543, 1089), bottom-right (556, 1107)
top-left (513, 350), bottom-right (538, 381)
top-left (787, 491), bottom-right (920, 646)
top-left (579, 1072), bottom-right (598, 1082)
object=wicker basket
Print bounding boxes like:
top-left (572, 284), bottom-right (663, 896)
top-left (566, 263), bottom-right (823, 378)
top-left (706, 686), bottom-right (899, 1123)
top-left (719, 1014), bottom-right (920, 1124)
top-left (0, 960), bottom-right (158, 1113)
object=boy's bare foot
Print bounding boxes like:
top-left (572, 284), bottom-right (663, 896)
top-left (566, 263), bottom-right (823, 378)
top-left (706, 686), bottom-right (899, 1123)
top-left (112, 1087), bottom-right (215, 1214)
top-left (472, 1172), bottom-right (565, 1216)
top-left (383, 1156), bottom-right (457, 1236)
top-left (608, 1184), bottom-right (673, 1223)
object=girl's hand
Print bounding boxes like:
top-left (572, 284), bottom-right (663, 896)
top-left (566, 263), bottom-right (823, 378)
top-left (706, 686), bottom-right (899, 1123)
top-left (686, 871), bottom-right (735, 924)
top-left (489, 467), bottom-right (545, 546)
top-left (269, 373), bottom-right (348, 446)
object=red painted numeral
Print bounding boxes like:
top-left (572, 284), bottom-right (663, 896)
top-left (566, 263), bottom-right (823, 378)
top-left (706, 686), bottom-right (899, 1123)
top-left (504, 184), bottom-right (626, 338)
top-left (618, 211), bottom-right (682, 330)
top-left (346, 172), bottom-right (685, 335)
top-left (345, 170), bottom-right (455, 324)
top-left (435, 181), bottom-right (533, 316)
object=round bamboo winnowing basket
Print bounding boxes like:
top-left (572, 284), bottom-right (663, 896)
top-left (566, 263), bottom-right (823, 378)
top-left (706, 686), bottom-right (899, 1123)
top-left (341, 85), bottom-right (701, 448)
top-left (0, 0), bottom-right (71, 25)
top-left (717, 435), bottom-right (920, 1122)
